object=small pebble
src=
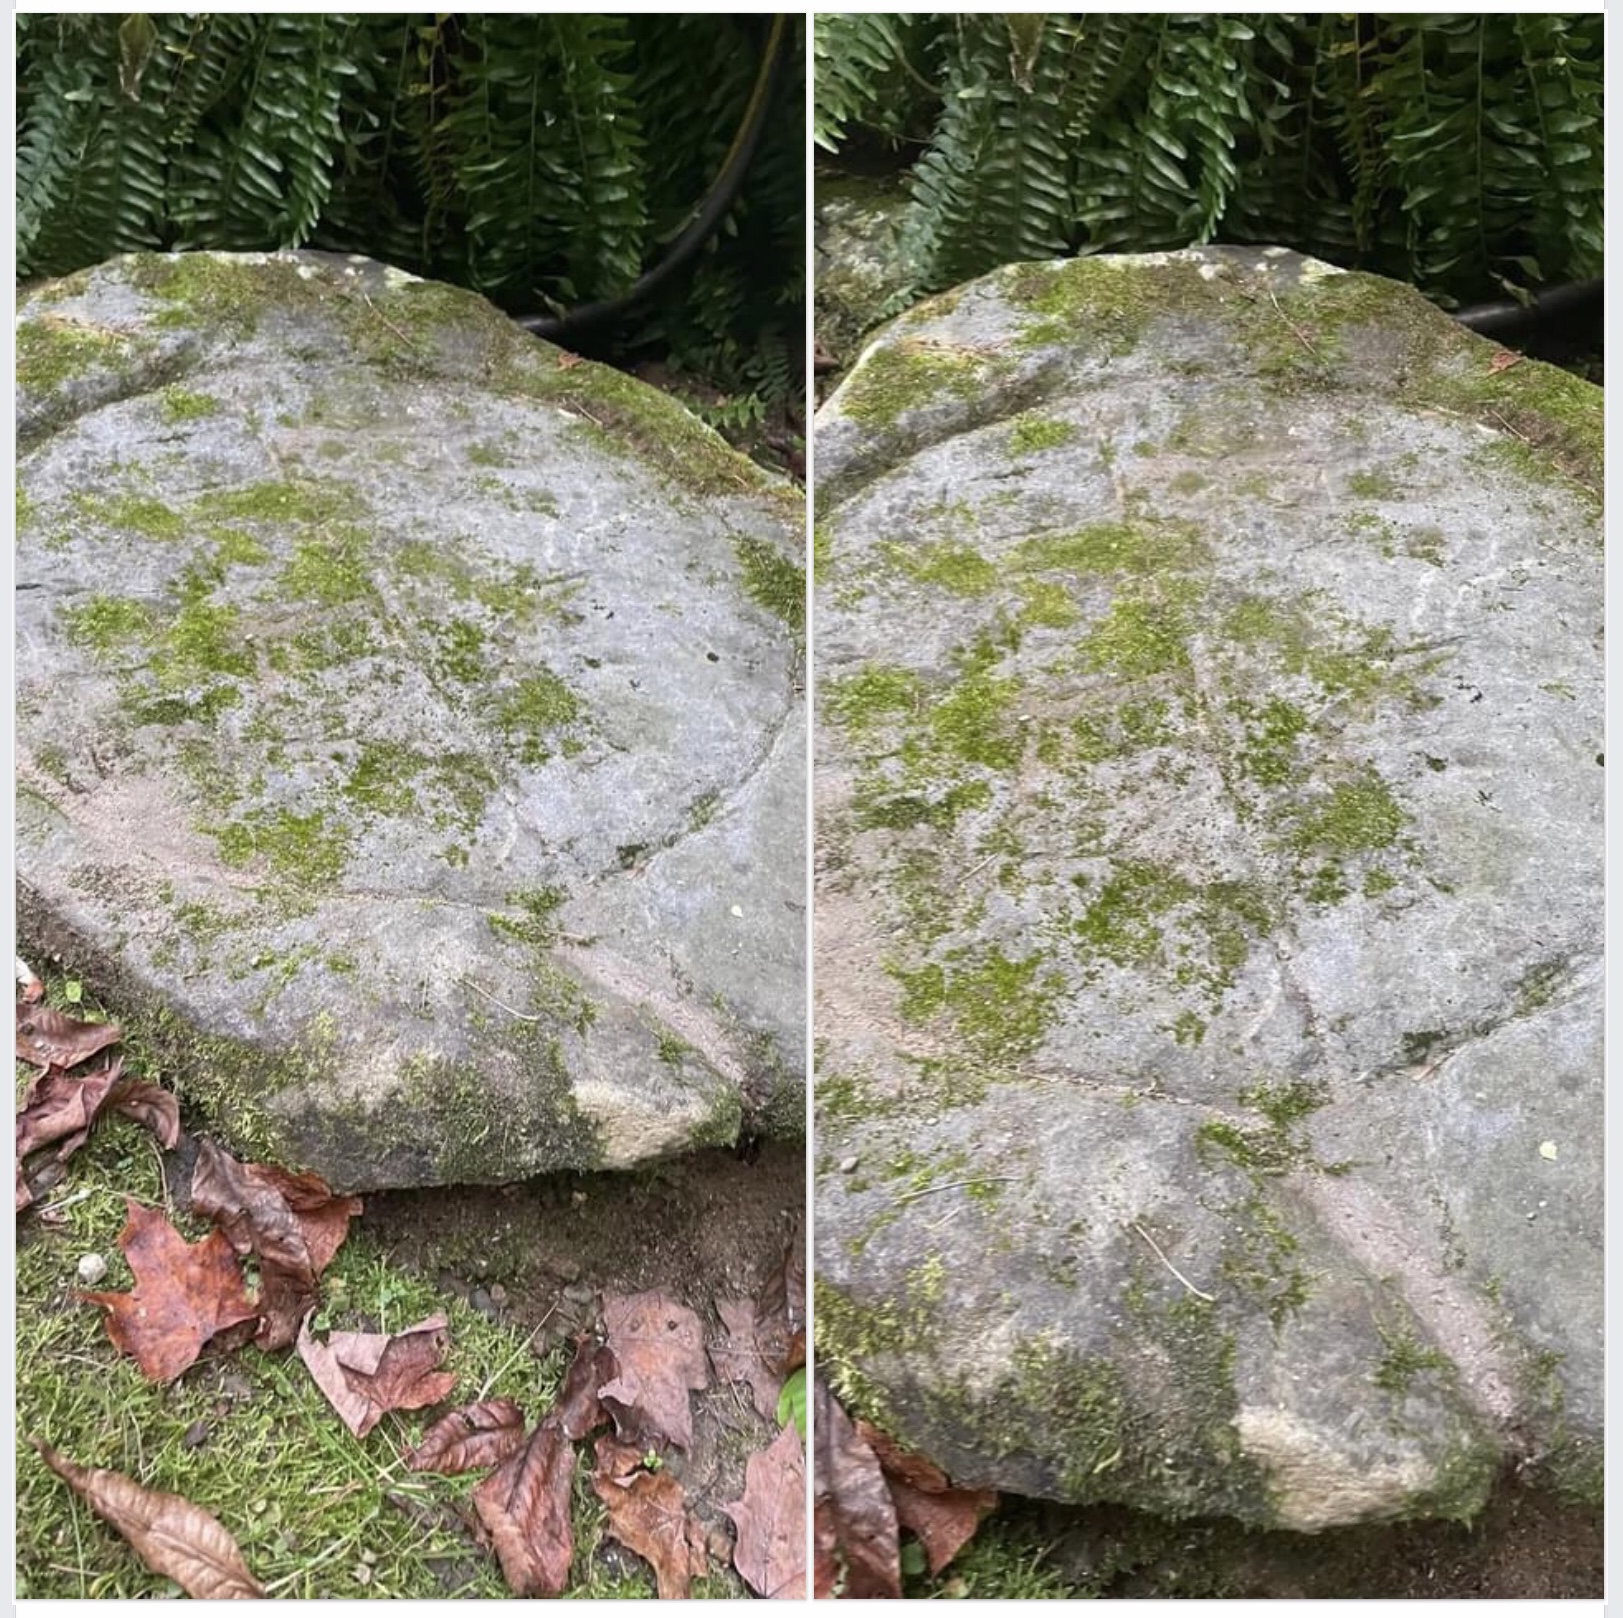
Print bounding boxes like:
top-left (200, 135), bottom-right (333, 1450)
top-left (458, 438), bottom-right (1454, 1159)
top-left (181, 1420), bottom-right (211, 1451)
top-left (839, 1155), bottom-right (859, 1174)
top-left (76, 1253), bottom-right (107, 1286)
top-left (563, 1282), bottom-right (595, 1306)
top-left (571, 1190), bottom-right (587, 1207)
top-left (489, 1282), bottom-right (508, 1307)
top-left (469, 1287), bottom-right (497, 1321)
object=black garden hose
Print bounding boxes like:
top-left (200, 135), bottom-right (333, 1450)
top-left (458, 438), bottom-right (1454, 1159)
top-left (516, 16), bottom-right (790, 345)
top-left (1452, 278), bottom-right (1602, 362)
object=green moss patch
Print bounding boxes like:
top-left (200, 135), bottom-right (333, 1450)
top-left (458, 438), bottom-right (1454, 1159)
top-left (841, 342), bottom-right (1006, 429)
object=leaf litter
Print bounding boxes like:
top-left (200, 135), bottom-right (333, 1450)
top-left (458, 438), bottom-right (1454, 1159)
top-left (726, 1421), bottom-right (808, 1598)
top-left (19, 990), bottom-right (805, 1597)
top-left (814, 1377), bottom-right (999, 1597)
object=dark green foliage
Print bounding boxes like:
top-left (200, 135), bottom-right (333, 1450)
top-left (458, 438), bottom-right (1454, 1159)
top-left (815, 13), bottom-right (1602, 308)
top-left (17, 13), bottom-right (803, 409)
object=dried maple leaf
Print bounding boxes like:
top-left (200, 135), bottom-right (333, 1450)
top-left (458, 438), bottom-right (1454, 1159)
top-left (554, 1333), bottom-right (614, 1441)
top-left (726, 1423), bottom-right (807, 1599)
top-left (191, 1140), bottom-right (361, 1351)
top-left (33, 1440), bottom-right (263, 1598)
top-left (297, 1313), bottom-right (456, 1439)
top-left (857, 1419), bottom-right (997, 1577)
top-left (597, 1291), bottom-right (708, 1450)
top-left (813, 1379), bottom-right (900, 1598)
top-left (78, 1200), bottom-right (260, 1382)
top-left (15, 1003), bottom-right (122, 1072)
top-left (592, 1434), bottom-right (710, 1600)
top-left (406, 1399), bottom-right (527, 1475)
top-left (474, 1418), bottom-right (577, 1596)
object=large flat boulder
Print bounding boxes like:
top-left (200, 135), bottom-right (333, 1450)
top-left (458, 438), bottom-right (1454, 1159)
top-left (814, 247), bottom-right (1600, 1529)
top-left (18, 251), bottom-right (805, 1192)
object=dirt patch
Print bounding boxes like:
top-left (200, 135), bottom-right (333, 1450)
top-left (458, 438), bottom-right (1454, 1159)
top-left (1021, 1480), bottom-right (1602, 1598)
top-left (358, 1142), bottom-right (803, 1549)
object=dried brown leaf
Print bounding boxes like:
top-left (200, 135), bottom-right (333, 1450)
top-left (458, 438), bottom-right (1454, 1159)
top-left (725, 1423), bottom-right (807, 1599)
top-left (711, 1236), bottom-right (806, 1419)
top-left (473, 1418), bottom-right (577, 1596)
top-left (78, 1200), bottom-right (261, 1382)
top-left (15, 1003), bottom-right (122, 1071)
top-left (1488, 348), bottom-right (1525, 374)
top-left (592, 1435), bottom-right (711, 1600)
top-left (191, 1141), bottom-right (361, 1351)
top-left (813, 1379), bottom-right (900, 1598)
top-left (106, 1075), bottom-right (181, 1148)
top-left (16, 1061), bottom-right (125, 1166)
top-left (710, 1296), bottom-right (786, 1421)
top-left (554, 1333), bottom-right (614, 1441)
top-left (33, 1440), bottom-right (263, 1598)
top-left (406, 1399), bottom-right (527, 1475)
top-left (297, 1313), bottom-right (456, 1439)
top-left (855, 1420), bottom-right (997, 1574)
top-left (813, 1496), bottom-right (839, 1600)
top-left (598, 1290), bottom-right (708, 1450)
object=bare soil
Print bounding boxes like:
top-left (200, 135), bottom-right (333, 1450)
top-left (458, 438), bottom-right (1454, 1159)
top-left (1026, 1481), bottom-right (1603, 1599)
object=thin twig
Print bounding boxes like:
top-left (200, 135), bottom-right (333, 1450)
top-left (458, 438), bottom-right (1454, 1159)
top-left (1129, 1221), bottom-right (1215, 1303)
top-left (893, 1176), bottom-right (1016, 1207)
top-left (1486, 407), bottom-right (1533, 443)
top-left (459, 977), bottom-right (545, 1023)
top-left (1268, 289), bottom-right (1325, 364)
top-left (358, 292), bottom-right (422, 353)
top-left (478, 1306), bottom-right (558, 1402)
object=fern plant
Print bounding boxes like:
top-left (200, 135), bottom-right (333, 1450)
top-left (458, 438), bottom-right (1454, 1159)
top-left (815, 12), bottom-right (1603, 309)
top-left (16, 13), bottom-right (804, 412)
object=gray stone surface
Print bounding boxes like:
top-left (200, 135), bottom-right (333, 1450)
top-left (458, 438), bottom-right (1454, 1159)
top-left (17, 251), bottom-right (805, 1192)
top-left (814, 247), bottom-right (1601, 1529)
top-left (814, 167), bottom-right (913, 363)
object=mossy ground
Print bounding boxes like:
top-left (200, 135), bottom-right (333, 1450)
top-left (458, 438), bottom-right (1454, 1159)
top-left (14, 1122), bottom-right (662, 1599)
top-left (17, 983), bottom-right (780, 1599)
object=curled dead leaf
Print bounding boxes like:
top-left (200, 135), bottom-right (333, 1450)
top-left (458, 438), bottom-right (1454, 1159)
top-left (192, 1141), bottom-right (361, 1351)
top-left (406, 1399), bottom-right (527, 1475)
top-left (554, 1332), bottom-right (614, 1441)
top-left (33, 1439), bottom-right (263, 1598)
top-left (16, 1003), bottom-right (122, 1072)
top-left (296, 1313), bottom-right (456, 1439)
top-left (591, 1434), bottom-right (710, 1599)
top-left (598, 1290), bottom-right (708, 1450)
top-left (814, 1378), bottom-right (900, 1598)
top-left (857, 1419), bottom-right (997, 1577)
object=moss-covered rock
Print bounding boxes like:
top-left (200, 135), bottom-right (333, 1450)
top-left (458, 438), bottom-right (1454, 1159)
top-left (814, 247), bottom-right (1600, 1529)
top-left (17, 251), bottom-right (806, 1191)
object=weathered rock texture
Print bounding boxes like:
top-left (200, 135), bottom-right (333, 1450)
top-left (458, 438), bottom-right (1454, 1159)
top-left (814, 167), bottom-right (913, 364)
top-left (814, 247), bottom-right (1600, 1530)
top-left (17, 251), bottom-right (805, 1192)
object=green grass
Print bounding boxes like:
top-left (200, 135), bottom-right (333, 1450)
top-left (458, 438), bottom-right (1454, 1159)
top-left (15, 980), bottom-right (737, 1599)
